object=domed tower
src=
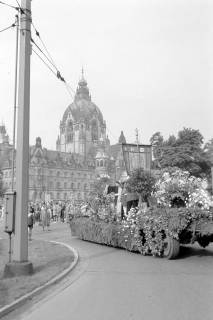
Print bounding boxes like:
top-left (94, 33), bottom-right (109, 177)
top-left (56, 70), bottom-right (107, 156)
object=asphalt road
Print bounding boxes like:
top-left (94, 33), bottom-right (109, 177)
top-left (2, 222), bottom-right (213, 320)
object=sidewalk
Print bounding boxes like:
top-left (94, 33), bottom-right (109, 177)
top-left (0, 221), bottom-right (78, 318)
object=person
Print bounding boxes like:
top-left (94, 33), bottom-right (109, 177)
top-left (60, 204), bottom-right (65, 222)
top-left (40, 203), bottom-right (48, 231)
top-left (46, 204), bottom-right (51, 230)
top-left (28, 208), bottom-right (34, 241)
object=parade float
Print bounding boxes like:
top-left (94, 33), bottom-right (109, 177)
top-left (69, 143), bottom-right (213, 259)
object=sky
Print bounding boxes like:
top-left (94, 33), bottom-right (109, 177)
top-left (0, 0), bottom-right (213, 150)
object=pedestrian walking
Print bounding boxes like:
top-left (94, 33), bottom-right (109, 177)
top-left (28, 208), bottom-right (34, 241)
top-left (40, 203), bottom-right (48, 231)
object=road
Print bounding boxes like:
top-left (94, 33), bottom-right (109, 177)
top-left (2, 222), bottom-right (213, 320)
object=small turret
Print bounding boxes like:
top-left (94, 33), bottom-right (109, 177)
top-left (118, 131), bottom-right (126, 144)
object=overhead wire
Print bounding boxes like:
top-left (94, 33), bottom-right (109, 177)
top-left (31, 37), bottom-right (58, 72)
top-left (32, 46), bottom-right (74, 99)
top-left (0, 22), bottom-right (16, 33)
top-left (0, 0), bottom-right (18, 10)
top-left (0, 1), bottom-right (77, 99)
top-left (32, 48), bottom-right (58, 78)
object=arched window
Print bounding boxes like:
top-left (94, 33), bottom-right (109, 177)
top-left (100, 160), bottom-right (103, 167)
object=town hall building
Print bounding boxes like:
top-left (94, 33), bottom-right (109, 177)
top-left (0, 72), bottom-right (127, 202)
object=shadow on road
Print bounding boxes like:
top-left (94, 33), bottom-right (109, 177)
top-left (179, 245), bottom-right (213, 259)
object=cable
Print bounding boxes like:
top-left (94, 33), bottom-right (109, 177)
top-left (32, 47), bottom-right (74, 99)
top-left (31, 25), bottom-right (57, 69)
top-left (0, 0), bottom-right (18, 10)
top-left (31, 37), bottom-right (58, 72)
top-left (15, 0), bottom-right (24, 14)
top-left (0, 22), bottom-right (16, 33)
top-left (16, 0), bottom-right (76, 95)
top-left (32, 48), bottom-right (58, 78)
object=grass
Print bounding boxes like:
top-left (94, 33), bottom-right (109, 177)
top-left (0, 238), bottom-right (74, 308)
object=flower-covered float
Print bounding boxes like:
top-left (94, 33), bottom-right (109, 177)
top-left (69, 168), bottom-right (213, 259)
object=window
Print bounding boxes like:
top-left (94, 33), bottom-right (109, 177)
top-left (78, 183), bottom-right (80, 189)
top-left (57, 171), bottom-right (60, 177)
top-left (64, 182), bottom-right (67, 189)
top-left (57, 181), bottom-right (60, 189)
top-left (71, 182), bottom-right (74, 189)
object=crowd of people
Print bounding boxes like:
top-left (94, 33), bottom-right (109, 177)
top-left (0, 199), bottom-right (87, 240)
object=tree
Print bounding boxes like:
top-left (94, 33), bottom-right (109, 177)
top-left (150, 128), bottom-right (211, 178)
top-left (204, 139), bottom-right (213, 164)
top-left (125, 168), bottom-right (156, 206)
top-left (90, 176), bottom-right (110, 198)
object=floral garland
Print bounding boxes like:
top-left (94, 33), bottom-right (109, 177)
top-left (153, 168), bottom-right (212, 210)
top-left (69, 168), bottom-right (213, 258)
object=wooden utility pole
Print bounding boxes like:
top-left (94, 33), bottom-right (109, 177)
top-left (12, 0), bottom-right (32, 268)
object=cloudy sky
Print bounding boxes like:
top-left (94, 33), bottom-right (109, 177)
top-left (0, 0), bottom-right (212, 149)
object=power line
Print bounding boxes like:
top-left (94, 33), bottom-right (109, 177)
top-left (31, 37), bottom-right (57, 72)
top-left (32, 47), bottom-right (74, 99)
top-left (0, 22), bottom-right (16, 33)
top-left (15, 0), bottom-right (76, 96)
top-left (32, 47), bottom-right (58, 78)
top-left (0, 0), bottom-right (18, 10)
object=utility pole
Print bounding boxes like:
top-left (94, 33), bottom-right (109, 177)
top-left (6, 0), bottom-right (33, 276)
top-left (11, 14), bottom-right (19, 192)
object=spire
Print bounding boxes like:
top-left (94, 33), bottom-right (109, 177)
top-left (118, 131), bottom-right (126, 144)
top-left (81, 67), bottom-right (84, 80)
top-left (75, 68), bottom-right (91, 101)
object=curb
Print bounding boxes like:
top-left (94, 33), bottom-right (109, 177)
top-left (0, 240), bottom-right (79, 319)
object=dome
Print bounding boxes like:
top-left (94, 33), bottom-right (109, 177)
top-left (62, 100), bottom-right (104, 125)
top-left (61, 72), bottom-right (104, 125)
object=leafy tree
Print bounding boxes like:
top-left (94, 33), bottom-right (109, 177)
top-left (90, 176), bottom-right (110, 198)
top-left (204, 139), bottom-right (213, 164)
top-left (125, 168), bottom-right (156, 206)
top-left (150, 128), bottom-right (211, 178)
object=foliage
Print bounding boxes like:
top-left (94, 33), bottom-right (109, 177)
top-left (125, 168), bottom-right (156, 203)
top-left (69, 206), bottom-right (213, 258)
top-left (69, 166), bottom-right (213, 258)
top-left (153, 168), bottom-right (212, 210)
top-left (150, 128), bottom-right (211, 178)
